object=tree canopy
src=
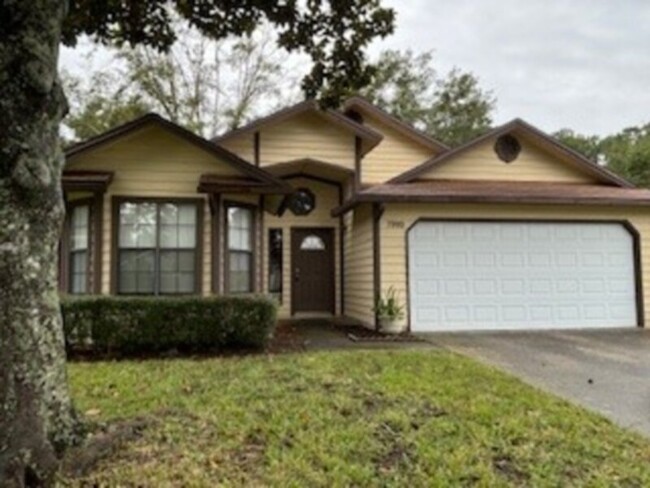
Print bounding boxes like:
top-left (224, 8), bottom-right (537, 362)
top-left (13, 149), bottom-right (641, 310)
top-left (63, 0), bottom-right (395, 107)
top-left (63, 25), bottom-right (298, 140)
top-left (555, 124), bottom-right (650, 187)
top-left (361, 49), bottom-right (496, 146)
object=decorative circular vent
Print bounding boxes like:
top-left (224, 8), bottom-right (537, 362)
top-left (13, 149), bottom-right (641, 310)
top-left (494, 134), bottom-right (521, 163)
top-left (288, 188), bottom-right (316, 216)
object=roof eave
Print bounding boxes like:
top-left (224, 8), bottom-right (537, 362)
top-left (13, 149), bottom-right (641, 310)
top-left (331, 192), bottom-right (650, 217)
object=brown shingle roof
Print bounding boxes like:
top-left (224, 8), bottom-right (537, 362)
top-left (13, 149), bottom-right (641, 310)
top-left (332, 180), bottom-right (650, 216)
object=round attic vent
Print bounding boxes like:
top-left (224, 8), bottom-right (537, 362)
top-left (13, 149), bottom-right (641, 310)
top-left (494, 134), bottom-right (521, 163)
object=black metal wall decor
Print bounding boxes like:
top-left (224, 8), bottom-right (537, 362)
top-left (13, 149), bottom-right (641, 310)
top-left (288, 188), bottom-right (316, 216)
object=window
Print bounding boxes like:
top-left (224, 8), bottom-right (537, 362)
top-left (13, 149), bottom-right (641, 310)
top-left (227, 205), bottom-right (254, 293)
top-left (300, 234), bottom-right (325, 251)
top-left (69, 204), bottom-right (90, 294)
top-left (117, 201), bottom-right (198, 295)
top-left (268, 229), bottom-right (283, 302)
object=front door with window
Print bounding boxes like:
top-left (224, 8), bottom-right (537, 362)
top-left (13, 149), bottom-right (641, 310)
top-left (291, 228), bottom-right (335, 314)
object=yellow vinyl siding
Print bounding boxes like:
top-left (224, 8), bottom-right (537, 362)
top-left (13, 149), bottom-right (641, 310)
top-left (419, 138), bottom-right (599, 183)
top-left (379, 203), bottom-right (650, 329)
top-left (218, 133), bottom-right (255, 163)
top-left (343, 204), bottom-right (375, 326)
top-left (361, 114), bottom-right (437, 184)
top-left (260, 112), bottom-right (356, 168)
top-left (65, 124), bottom-right (246, 296)
top-left (262, 177), bottom-right (341, 319)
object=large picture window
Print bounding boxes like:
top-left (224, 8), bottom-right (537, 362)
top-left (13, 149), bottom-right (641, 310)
top-left (117, 200), bottom-right (198, 295)
top-left (227, 205), bottom-right (254, 293)
top-left (69, 204), bottom-right (90, 294)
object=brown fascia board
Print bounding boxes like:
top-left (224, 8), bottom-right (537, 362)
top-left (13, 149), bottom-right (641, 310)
top-left (331, 187), bottom-right (650, 217)
top-left (62, 170), bottom-right (114, 192)
top-left (65, 113), bottom-right (292, 193)
top-left (343, 96), bottom-right (449, 153)
top-left (197, 174), bottom-right (293, 194)
top-left (213, 99), bottom-right (383, 155)
top-left (387, 118), bottom-right (634, 188)
top-left (263, 158), bottom-right (356, 177)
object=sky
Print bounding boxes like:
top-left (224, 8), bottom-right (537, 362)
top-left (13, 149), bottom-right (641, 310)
top-left (61, 1), bottom-right (650, 136)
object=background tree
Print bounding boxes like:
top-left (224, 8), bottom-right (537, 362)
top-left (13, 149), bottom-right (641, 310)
top-left (361, 49), bottom-right (496, 146)
top-left (0, 1), bottom-right (394, 485)
top-left (553, 129), bottom-right (601, 161)
top-left (63, 71), bottom-right (153, 141)
top-left (64, 25), bottom-right (300, 141)
top-left (555, 124), bottom-right (650, 187)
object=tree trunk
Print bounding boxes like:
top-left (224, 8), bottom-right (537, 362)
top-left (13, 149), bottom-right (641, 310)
top-left (0, 1), bottom-right (79, 486)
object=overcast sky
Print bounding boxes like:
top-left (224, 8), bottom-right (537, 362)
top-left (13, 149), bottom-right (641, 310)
top-left (61, 1), bottom-right (650, 136)
top-left (370, 0), bottom-right (650, 135)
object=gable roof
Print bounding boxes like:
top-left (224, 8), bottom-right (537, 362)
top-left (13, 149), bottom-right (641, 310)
top-left (65, 113), bottom-right (292, 192)
top-left (387, 118), bottom-right (634, 188)
top-left (342, 96), bottom-right (449, 153)
top-left (213, 99), bottom-right (384, 156)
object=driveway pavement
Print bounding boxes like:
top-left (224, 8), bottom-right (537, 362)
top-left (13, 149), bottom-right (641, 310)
top-left (426, 329), bottom-right (650, 436)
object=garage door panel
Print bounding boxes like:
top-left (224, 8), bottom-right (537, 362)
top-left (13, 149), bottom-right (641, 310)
top-left (408, 221), bottom-right (637, 332)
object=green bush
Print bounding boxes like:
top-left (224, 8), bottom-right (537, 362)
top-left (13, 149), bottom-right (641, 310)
top-left (61, 295), bottom-right (277, 356)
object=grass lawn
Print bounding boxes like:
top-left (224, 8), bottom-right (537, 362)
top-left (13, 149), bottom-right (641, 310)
top-left (61, 350), bottom-right (650, 486)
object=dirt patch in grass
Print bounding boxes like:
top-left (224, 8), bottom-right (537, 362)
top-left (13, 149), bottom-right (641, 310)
top-left (61, 417), bottom-right (154, 478)
top-left (373, 420), bottom-right (417, 475)
top-left (492, 452), bottom-right (530, 485)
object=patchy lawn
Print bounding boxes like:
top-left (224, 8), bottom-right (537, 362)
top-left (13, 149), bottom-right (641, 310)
top-left (61, 350), bottom-right (650, 486)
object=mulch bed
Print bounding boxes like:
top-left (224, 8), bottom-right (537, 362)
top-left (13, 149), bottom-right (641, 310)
top-left (267, 322), bottom-right (309, 353)
top-left (333, 324), bottom-right (426, 343)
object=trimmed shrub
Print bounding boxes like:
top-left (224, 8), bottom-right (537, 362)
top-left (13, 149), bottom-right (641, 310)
top-left (61, 295), bottom-right (277, 356)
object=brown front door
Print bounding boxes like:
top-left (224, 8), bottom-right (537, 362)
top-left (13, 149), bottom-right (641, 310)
top-left (291, 227), bottom-right (335, 314)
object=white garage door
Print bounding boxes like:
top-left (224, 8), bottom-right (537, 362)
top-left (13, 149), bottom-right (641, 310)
top-left (408, 221), bottom-right (638, 332)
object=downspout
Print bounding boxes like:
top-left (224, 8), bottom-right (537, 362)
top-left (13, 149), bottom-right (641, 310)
top-left (372, 203), bottom-right (384, 330)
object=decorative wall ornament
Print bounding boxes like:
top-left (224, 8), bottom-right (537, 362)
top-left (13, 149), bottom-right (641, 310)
top-left (288, 188), bottom-right (316, 216)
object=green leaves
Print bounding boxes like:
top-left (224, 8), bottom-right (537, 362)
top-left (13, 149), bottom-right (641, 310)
top-left (62, 0), bottom-right (395, 106)
top-left (554, 123), bottom-right (650, 187)
top-left (61, 295), bottom-right (278, 356)
top-left (374, 286), bottom-right (405, 321)
top-left (361, 49), bottom-right (496, 146)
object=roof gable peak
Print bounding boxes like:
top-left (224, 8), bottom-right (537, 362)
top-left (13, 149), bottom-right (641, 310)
top-left (213, 98), bottom-right (383, 156)
top-left (65, 112), bottom-right (291, 192)
top-left (388, 118), bottom-right (634, 188)
top-left (342, 96), bottom-right (449, 153)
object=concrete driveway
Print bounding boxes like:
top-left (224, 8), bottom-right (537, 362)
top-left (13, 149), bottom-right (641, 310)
top-left (427, 329), bottom-right (650, 436)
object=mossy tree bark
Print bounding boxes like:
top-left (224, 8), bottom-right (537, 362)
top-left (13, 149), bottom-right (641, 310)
top-left (0, 1), bottom-right (79, 486)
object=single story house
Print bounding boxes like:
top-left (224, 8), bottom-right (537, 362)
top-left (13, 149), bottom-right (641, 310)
top-left (60, 97), bottom-right (650, 332)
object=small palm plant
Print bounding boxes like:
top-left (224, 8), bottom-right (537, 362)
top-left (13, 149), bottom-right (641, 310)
top-left (373, 287), bottom-right (405, 333)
